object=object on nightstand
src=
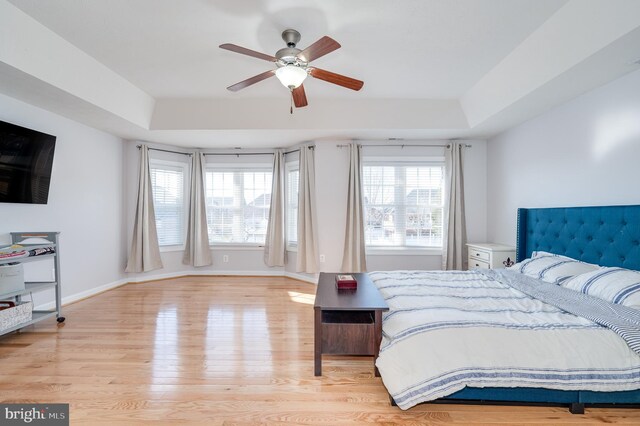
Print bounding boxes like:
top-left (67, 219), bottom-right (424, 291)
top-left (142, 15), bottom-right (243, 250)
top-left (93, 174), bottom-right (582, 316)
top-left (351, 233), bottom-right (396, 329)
top-left (335, 274), bottom-right (357, 289)
top-left (503, 257), bottom-right (514, 268)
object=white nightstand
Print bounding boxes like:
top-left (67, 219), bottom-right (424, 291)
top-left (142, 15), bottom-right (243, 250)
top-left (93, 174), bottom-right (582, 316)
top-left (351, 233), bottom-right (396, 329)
top-left (467, 243), bottom-right (516, 270)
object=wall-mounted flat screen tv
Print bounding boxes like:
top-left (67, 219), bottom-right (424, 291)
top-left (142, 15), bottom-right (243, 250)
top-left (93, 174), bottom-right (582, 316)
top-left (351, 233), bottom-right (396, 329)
top-left (0, 120), bottom-right (56, 204)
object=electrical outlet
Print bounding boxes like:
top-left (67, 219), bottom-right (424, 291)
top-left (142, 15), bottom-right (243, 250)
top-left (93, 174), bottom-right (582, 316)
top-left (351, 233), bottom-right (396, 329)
top-left (223, 255), bottom-right (229, 263)
top-left (319, 254), bottom-right (325, 263)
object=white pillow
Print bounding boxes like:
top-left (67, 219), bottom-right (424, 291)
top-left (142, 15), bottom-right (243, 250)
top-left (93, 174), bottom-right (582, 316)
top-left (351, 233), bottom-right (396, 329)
top-left (508, 252), bottom-right (599, 284)
top-left (531, 251), bottom-right (566, 259)
top-left (563, 267), bottom-right (640, 309)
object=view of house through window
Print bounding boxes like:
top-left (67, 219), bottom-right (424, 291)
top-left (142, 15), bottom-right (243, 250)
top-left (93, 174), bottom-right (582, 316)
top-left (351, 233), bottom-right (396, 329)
top-left (150, 161), bottom-right (187, 246)
top-left (204, 167), bottom-right (272, 244)
top-left (362, 162), bottom-right (444, 248)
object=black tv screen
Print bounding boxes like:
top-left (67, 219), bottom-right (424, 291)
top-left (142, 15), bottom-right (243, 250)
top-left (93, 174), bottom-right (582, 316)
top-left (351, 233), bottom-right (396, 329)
top-left (0, 120), bottom-right (56, 204)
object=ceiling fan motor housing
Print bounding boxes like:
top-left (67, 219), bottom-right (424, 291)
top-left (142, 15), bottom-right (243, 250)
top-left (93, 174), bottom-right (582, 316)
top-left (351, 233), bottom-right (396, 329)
top-left (281, 29), bottom-right (301, 47)
top-left (276, 47), bottom-right (305, 67)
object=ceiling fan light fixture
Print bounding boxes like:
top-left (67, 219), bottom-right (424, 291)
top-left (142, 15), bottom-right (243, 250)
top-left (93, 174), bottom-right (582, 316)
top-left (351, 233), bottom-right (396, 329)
top-left (275, 65), bottom-right (307, 89)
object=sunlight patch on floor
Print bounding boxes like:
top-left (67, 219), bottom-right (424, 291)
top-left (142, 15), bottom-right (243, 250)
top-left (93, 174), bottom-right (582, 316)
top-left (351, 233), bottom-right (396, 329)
top-left (288, 291), bottom-right (315, 305)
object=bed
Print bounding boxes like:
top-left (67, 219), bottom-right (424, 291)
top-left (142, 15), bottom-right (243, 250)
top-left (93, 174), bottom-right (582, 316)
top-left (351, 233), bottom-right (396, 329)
top-left (372, 205), bottom-right (640, 413)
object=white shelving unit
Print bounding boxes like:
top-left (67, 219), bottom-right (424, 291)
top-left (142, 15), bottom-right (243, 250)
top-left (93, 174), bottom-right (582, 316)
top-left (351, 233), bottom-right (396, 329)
top-left (0, 232), bottom-right (64, 336)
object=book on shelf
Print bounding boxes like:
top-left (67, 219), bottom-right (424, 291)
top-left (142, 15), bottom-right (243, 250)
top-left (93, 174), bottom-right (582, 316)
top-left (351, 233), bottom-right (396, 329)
top-left (335, 274), bottom-right (357, 289)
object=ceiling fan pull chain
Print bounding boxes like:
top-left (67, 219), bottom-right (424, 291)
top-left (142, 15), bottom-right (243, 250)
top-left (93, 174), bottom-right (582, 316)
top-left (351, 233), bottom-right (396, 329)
top-left (290, 89), bottom-right (294, 114)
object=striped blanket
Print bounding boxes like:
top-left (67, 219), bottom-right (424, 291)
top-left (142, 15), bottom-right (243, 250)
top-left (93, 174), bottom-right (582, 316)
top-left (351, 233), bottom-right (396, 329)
top-left (482, 269), bottom-right (640, 355)
top-left (370, 270), bottom-right (640, 410)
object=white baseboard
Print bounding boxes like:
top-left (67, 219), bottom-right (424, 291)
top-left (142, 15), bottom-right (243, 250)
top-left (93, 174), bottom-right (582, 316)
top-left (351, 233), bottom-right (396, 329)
top-left (126, 270), bottom-right (192, 282)
top-left (127, 269), bottom-right (318, 284)
top-left (126, 269), bottom-right (289, 283)
top-left (35, 270), bottom-right (318, 310)
top-left (35, 277), bottom-right (129, 310)
top-left (284, 271), bottom-right (318, 284)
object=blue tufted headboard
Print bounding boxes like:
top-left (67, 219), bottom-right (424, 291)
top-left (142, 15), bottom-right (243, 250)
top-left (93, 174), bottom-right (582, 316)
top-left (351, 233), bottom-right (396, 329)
top-left (516, 205), bottom-right (640, 271)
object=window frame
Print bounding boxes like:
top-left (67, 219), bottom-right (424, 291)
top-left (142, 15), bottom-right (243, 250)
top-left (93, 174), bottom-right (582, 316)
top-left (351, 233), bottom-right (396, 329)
top-left (204, 162), bottom-right (273, 247)
top-left (149, 158), bottom-right (190, 251)
top-left (285, 160), bottom-right (300, 252)
top-left (362, 156), bottom-right (445, 253)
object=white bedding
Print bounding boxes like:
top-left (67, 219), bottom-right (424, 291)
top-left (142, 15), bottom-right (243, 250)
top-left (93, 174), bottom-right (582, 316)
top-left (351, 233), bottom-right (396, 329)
top-left (370, 270), bottom-right (640, 410)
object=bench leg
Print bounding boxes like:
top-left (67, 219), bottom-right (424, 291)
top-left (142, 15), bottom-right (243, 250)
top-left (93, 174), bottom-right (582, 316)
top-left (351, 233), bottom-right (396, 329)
top-left (569, 403), bottom-right (584, 414)
top-left (314, 307), bottom-right (322, 376)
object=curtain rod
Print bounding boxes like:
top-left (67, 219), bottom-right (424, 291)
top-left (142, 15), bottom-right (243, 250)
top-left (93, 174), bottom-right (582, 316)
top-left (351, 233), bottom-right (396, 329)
top-left (203, 146), bottom-right (313, 157)
top-left (137, 145), bottom-right (193, 156)
top-left (138, 145), bottom-right (314, 157)
top-left (203, 152), bottom-right (274, 156)
top-left (336, 143), bottom-right (472, 148)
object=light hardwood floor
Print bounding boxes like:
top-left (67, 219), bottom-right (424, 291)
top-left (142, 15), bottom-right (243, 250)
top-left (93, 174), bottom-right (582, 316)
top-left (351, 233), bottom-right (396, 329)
top-left (1, 276), bottom-right (638, 425)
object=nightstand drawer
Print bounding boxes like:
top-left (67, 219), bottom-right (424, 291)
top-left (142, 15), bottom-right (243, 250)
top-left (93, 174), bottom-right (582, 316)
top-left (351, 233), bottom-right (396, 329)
top-left (469, 249), bottom-right (490, 261)
top-left (466, 243), bottom-right (516, 270)
top-left (469, 258), bottom-right (490, 269)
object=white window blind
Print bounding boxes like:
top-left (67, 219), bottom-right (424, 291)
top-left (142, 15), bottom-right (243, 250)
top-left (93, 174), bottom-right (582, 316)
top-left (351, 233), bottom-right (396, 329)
top-left (362, 162), bottom-right (444, 248)
top-left (150, 161), bottom-right (187, 246)
top-left (204, 167), bottom-right (272, 244)
top-left (286, 165), bottom-right (299, 247)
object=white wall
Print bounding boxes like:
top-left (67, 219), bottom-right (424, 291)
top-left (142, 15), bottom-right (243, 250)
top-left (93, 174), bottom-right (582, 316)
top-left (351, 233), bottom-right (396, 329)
top-left (0, 93), bottom-right (126, 306)
top-left (487, 68), bottom-right (640, 246)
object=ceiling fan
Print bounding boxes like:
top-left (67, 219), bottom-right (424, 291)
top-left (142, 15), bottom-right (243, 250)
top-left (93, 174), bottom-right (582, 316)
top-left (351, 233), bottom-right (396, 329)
top-left (220, 29), bottom-right (364, 111)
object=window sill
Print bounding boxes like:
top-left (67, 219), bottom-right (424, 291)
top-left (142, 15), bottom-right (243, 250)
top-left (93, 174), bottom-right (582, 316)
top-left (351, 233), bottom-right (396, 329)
top-left (161, 244), bottom-right (266, 252)
top-left (366, 248), bottom-right (442, 256)
top-left (159, 245), bottom-right (185, 253)
top-left (210, 244), bottom-right (264, 251)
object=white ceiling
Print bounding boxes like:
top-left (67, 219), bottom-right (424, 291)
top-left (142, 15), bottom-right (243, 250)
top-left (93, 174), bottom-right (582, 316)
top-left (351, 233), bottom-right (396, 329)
top-left (7, 0), bottom-right (564, 99)
top-left (2, 0), bottom-right (640, 148)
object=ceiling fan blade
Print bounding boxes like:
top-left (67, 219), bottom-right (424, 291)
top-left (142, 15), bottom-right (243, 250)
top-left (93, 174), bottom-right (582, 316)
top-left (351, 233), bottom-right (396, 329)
top-left (292, 85), bottom-right (308, 108)
top-left (219, 43), bottom-right (276, 62)
top-left (297, 36), bottom-right (341, 62)
top-left (226, 70), bottom-right (275, 92)
top-left (309, 67), bottom-right (364, 91)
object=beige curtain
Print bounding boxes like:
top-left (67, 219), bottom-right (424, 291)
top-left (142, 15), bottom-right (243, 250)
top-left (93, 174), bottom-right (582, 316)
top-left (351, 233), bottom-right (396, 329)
top-left (264, 149), bottom-right (286, 266)
top-left (183, 152), bottom-right (212, 267)
top-left (341, 143), bottom-right (367, 272)
top-left (442, 142), bottom-right (467, 270)
top-left (296, 145), bottom-right (319, 273)
top-left (125, 145), bottom-right (163, 273)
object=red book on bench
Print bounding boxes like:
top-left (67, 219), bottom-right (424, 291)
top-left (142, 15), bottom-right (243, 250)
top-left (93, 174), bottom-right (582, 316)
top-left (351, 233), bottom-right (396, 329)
top-left (335, 274), bottom-right (357, 289)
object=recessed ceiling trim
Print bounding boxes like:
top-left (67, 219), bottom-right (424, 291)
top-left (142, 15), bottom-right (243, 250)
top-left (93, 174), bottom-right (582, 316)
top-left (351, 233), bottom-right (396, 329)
top-left (0, 0), bottom-right (154, 129)
top-left (150, 98), bottom-right (469, 131)
top-left (461, 0), bottom-right (640, 128)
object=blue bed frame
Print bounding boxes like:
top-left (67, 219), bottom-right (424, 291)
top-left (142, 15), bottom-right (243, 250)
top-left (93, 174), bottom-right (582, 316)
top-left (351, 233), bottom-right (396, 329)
top-left (441, 205), bottom-right (640, 412)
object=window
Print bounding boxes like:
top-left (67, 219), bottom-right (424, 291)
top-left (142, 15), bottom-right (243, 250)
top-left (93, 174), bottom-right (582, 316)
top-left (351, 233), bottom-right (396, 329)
top-left (286, 162), bottom-right (299, 247)
top-left (150, 160), bottom-right (188, 246)
top-left (362, 161), bottom-right (444, 248)
top-left (204, 166), bottom-right (272, 244)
